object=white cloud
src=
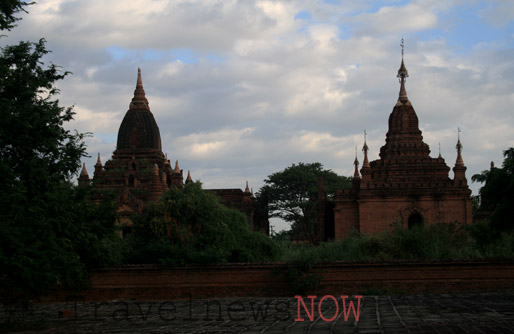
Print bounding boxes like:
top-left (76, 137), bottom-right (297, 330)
top-left (354, 3), bottom-right (438, 36)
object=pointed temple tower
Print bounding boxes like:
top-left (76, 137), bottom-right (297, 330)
top-left (81, 68), bottom-right (269, 235)
top-left (88, 69), bottom-right (175, 228)
top-left (333, 41), bottom-right (472, 238)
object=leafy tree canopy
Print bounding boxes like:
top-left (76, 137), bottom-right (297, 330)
top-left (259, 162), bottom-right (351, 241)
top-left (127, 181), bottom-right (280, 265)
top-left (472, 147), bottom-right (514, 233)
top-left (0, 1), bottom-right (120, 308)
top-left (0, 0), bottom-right (30, 31)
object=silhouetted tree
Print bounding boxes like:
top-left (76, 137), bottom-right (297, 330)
top-left (259, 162), bottom-right (351, 242)
top-left (472, 148), bottom-right (514, 233)
top-left (0, 1), bottom-right (120, 315)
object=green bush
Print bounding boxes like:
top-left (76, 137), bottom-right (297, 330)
top-left (126, 181), bottom-right (280, 265)
top-left (278, 222), bottom-right (514, 263)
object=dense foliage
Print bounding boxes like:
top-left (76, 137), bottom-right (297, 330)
top-left (278, 223), bottom-right (514, 263)
top-left (260, 162), bottom-right (351, 242)
top-left (472, 148), bottom-right (514, 234)
top-left (0, 1), bottom-right (122, 308)
top-left (125, 181), bottom-right (280, 265)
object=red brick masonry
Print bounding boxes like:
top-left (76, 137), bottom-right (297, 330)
top-left (43, 260), bottom-right (514, 301)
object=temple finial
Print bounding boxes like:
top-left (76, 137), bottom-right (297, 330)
top-left (438, 143), bottom-right (442, 159)
top-left (455, 127), bottom-right (464, 166)
top-left (78, 162), bottom-right (90, 186)
top-left (353, 146), bottom-right (360, 179)
top-left (174, 160), bottom-right (180, 173)
top-left (362, 130), bottom-right (370, 168)
top-left (130, 67), bottom-right (149, 110)
top-left (245, 181), bottom-right (250, 193)
top-left (397, 39), bottom-right (409, 102)
top-left (185, 170), bottom-right (193, 183)
top-left (96, 153), bottom-right (102, 165)
top-left (80, 162), bottom-right (89, 177)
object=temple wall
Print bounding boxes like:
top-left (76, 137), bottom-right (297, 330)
top-left (354, 195), bottom-right (472, 235)
top-left (334, 199), bottom-right (359, 239)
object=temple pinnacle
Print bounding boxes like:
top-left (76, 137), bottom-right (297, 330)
top-left (174, 160), bottom-right (181, 174)
top-left (362, 130), bottom-right (370, 168)
top-left (353, 146), bottom-right (360, 178)
top-left (80, 162), bottom-right (89, 177)
top-left (455, 127), bottom-right (464, 167)
top-left (129, 67), bottom-right (149, 110)
top-left (397, 39), bottom-right (409, 102)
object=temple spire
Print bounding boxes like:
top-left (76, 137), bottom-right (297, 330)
top-left (78, 163), bottom-right (90, 186)
top-left (94, 153), bottom-right (103, 177)
top-left (353, 146), bottom-right (360, 179)
top-left (185, 170), bottom-right (193, 184)
top-left (455, 127), bottom-right (464, 167)
top-left (173, 160), bottom-right (180, 174)
top-left (438, 143), bottom-right (442, 159)
top-left (245, 181), bottom-right (251, 193)
top-left (80, 163), bottom-right (89, 177)
top-left (362, 130), bottom-right (370, 168)
top-left (129, 67), bottom-right (150, 110)
top-left (397, 39), bottom-right (409, 102)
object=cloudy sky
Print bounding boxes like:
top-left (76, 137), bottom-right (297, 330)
top-left (3, 0), bottom-right (514, 230)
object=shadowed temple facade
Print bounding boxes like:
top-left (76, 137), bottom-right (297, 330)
top-left (330, 52), bottom-right (472, 239)
top-left (78, 69), bottom-right (268, 235)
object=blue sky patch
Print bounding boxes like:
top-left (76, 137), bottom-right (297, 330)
top-left (107, 46), bottom-right (200, 64)
top-left (295, 10), bottom-right (312, 20)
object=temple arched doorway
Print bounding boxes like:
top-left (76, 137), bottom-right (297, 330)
top-left (408, 212), bottom-right (423, 228)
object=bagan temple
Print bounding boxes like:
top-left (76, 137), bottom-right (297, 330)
top-left (329, 43), bottom-right (472, 240)
top-left (78, 69), bottom-right (268, 235)
top-left (79, 41), bottom-right (472, 241)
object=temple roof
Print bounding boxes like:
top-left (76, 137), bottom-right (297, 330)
top-left (116, 68), bottom-right (162, 151)
top-left (366, 44), bottom-right (453, 185)
top-left (379, 54), bottom-right (430, 160)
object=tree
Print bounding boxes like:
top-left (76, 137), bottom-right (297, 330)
top-left (127, 181), bottom-right (280, 265)
top-left (0, 1), bottom-right (121, 312)
top-left (472, 148), bottom-right (514, 233)
top-left (259, 162), bottom-right (351, 242)
top-left (0, 0), bottom-right (30, 31)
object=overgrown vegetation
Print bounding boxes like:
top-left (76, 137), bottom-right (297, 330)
top-left (124, 181), bottom-right (281, 265)
top-left (276, 223), bottom-right (514, 263)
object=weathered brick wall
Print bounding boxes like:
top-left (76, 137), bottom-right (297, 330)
top-left (42, 260), bottom-right (514, 302)
top-left (334, 194), bottom-right (472, 236)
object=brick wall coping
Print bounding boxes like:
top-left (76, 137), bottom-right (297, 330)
top-left (90, 258), bottom-right (514, 272)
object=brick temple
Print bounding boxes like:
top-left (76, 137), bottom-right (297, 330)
top-left (78, 69), bottom-right (268, 235)
top-left (331, 54), bottom-right (472, 239)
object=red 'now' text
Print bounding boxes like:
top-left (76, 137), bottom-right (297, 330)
top-left (294, 295), bottom-right (362, 322)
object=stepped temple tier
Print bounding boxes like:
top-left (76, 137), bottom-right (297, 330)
top-left (79, 69), bottom-right (268, 235)
top-left (332, 48), bottom-right (472, 239)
